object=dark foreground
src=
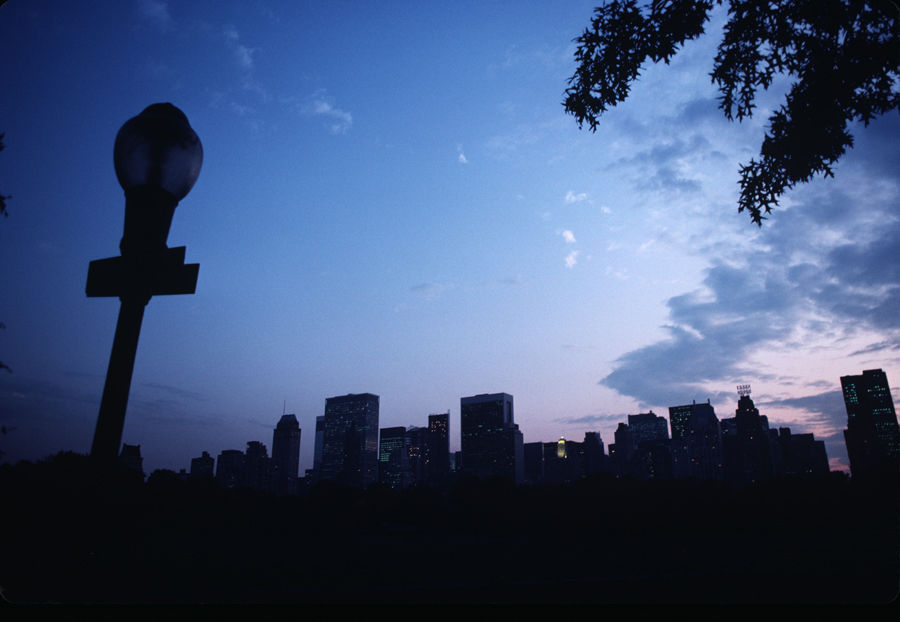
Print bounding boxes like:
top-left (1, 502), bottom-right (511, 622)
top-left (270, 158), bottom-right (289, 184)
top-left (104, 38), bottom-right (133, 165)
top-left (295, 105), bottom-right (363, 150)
top-left (1, 452), bottom-right (897, 604)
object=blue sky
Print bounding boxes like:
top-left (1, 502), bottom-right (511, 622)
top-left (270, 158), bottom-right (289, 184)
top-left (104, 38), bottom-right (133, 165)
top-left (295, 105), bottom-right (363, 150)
top-left (1, 1), bottom-right (897, 475)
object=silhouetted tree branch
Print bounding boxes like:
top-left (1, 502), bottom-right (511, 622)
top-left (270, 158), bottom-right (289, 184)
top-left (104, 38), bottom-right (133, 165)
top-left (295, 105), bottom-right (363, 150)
top-left (1, 133), bottom-right (10, 373)
top-left (0, 133), bottom-right (8, 219)
top-left (563, 0), bottom-right (900, 225)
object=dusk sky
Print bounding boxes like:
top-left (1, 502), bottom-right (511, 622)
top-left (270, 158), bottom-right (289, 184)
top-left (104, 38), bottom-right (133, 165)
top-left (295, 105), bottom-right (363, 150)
top-left (1, 1), bottom-right (897, 476)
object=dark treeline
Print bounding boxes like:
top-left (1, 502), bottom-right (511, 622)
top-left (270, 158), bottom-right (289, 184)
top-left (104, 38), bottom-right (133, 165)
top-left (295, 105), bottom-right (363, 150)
top-left (1, 451), bottom-right (896, 604)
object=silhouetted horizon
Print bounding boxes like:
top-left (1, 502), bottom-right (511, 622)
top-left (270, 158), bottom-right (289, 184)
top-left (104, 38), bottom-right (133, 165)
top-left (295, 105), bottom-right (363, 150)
top-left (2, 449), bottom-right (896, 604)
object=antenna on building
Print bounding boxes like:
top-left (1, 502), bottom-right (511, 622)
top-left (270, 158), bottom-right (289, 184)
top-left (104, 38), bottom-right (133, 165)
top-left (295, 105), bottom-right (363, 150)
top-left (283, 400), bottom-right (286, 416)
top-left (737, 384), bottom-right (751, 397)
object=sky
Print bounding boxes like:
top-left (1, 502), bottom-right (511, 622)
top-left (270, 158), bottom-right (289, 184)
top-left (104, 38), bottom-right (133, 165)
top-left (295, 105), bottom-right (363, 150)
top-left (1, 1), bottom-right (897, 476)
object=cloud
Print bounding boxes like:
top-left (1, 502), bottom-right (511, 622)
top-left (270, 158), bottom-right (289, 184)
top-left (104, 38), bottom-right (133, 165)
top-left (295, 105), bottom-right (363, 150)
top-left (599, 153), bottom-right (900, 409)
top-left (565, 250), bottom-right (579, 269)
top-left (457, 145), bottom-right (468, 164)
top-left (609, 134), bottom-right (709, 195)
top-left (137, 0), bottom-right (173, 31)
top-left (498, 275), bottom-right (524, 286)
top-left (410, 282), bottom-right (454, 299)
top-left (303, 90), bottom-right (353, 134)
top-left (224, 26), bottom-right (255, 71)
top-left (561, 230), bottom-right (576, 244)
top-left (601, 261), bottom-right (807, 406)
top-left (758, 390), bottom-right (847, 430)
top-left (565, 190), bottom-right (588, 204)
top-left (556, 413), bottom-right (629, 426)
top-left (140, 382), bottom-right (208, 402)
top-left (849, 340), bottom-right (899, 357)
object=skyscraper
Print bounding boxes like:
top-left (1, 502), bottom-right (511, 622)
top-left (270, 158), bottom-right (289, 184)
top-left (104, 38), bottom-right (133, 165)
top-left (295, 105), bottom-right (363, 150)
top-left (190, 450), bottom-right (215, 479)
top-left (119, 443), bottom-right (144, 479)
top-left (216, 449), bottom-right (245, 489)
top-left (722, 385), bottom-right (774, 486)
top-left (426, 412), bottom-right (450, 486)
top-left (320, 393), bottom-right (380, 488)
top-left (611, 412), bottom-right (673, 480)
top-left (460, 393), bottom-right (523, 483)
top-left (668, 400), bottom-right (723, 481)
top-left (378, 425), bottom-right (410, 490)
top-left (582, 431), bottom-right (607, 476)
top-left (312, 415), bottom-right (325, 480)
top-left (272, 414), bottom-right (301, 494)
top-left (244, 441), bottom-right (272, 492)
top-left (842, 369), bottom-right (900, 479)
top-left (406, 425), bottom-right (428, 484)
top-left (775, 427), bottom-right (829, 478)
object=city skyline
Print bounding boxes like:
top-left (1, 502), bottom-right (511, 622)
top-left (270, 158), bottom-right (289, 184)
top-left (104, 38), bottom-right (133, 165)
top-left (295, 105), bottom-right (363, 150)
top-left (151, 379), bottom-right (845, 486)
top-left (1, 2), bottom-right (898, 477)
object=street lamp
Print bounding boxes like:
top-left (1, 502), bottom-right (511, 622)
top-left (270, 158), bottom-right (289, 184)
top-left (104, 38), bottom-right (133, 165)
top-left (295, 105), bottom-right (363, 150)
top-left (87, 103), bottom-right (202, 462)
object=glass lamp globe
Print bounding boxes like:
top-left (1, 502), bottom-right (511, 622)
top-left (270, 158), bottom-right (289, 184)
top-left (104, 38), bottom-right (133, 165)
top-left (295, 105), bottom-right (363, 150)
top-left (113, 103), bottom-right (203, 201)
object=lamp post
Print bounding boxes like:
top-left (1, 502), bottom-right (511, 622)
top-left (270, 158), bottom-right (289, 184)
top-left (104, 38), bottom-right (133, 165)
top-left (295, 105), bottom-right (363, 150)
top-left (87, 103), bottom-right (202, 462)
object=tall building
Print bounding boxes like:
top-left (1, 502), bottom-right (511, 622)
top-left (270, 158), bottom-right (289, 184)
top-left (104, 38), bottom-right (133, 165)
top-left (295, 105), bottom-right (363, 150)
top-left (583, 431), bottom-right (607, 476)
top-left (190, 451), bottom-right (215, 479)
top-left (523, 441), bottom-right (545, 484)
top-left (379, 426), bottom-right (410, 490)
top-left (842, 369), bottom-right (900, 479)
top-left (610, 412), bottom-right (672, 480)
top-left (426, 412), bottom-right (450, 486)
top-left (312, 415), bottom-right (325, 479)
top-left (628, 412), bottom-right (669, 445)
top-left (406, 425), bottom-right (428, 484)
top-left (244, 441), bottom-right (272, 492)
top-left (272, 414), bottom-right (301, 494)
top-left (216, 449), bottom-right (245, 489)
top-left (320, 393), bottom-right (380, 488)
top-left (460, 393), bottom-right (523, 483)
top-left (119, 443), bottom-right (144, 479)
top-left (775, 428), bottom-right (829, 478)
top-left (722, 385), bottom-right (774, 486)
top-left (668, 400), bottom-right (723, 481)
top-left (542, 437), bottom-right (585, 484)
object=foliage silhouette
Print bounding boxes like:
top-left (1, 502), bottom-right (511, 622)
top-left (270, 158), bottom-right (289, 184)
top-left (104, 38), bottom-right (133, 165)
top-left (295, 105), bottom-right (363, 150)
top-left (1, 452), bottom-right (897, 603)
top-left (1, 133), bottom-right (10, 374)
top-left (563, 0), bottom-right (900, 225)
top-left (0, 133), bottom-right (8, 220)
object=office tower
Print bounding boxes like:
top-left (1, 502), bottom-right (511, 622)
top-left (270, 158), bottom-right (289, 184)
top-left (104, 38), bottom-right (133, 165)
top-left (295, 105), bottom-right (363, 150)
top-left (460, 393), bottom-right (524, 483)
top-left (320, 393), bottom-right (380, 488)
top-left (426, 412), bottom-right (450, 486)
top-left (190, 451), bottom-right (215, 479)
top-left (542, 437), bottom-right (585, 484)
top-left (723, 385), bottom-right (774, 486)
top-left (244, 441), bottom-right (272, 492)
top-left (119, 443), bottom-right (144, 478)
top-left (628, 411), bottom-right (669, 445)
top-left (610, 412), bottom-right (672, 480)
top-left (583, 431), bottom-right (606, 476)
top-left (379, 426), bottom-right (410, 490)
top-left (312, 415), bottom-right (325, 478)
top-left (523, 441), bottom-right (544, 484)
top-left (452, 450), bottom-right (462, 472)
top-left (668, 400), bottom-right (723, 481)
top-left (609, 422), bottom-right (632, 478)
top-left (216, 449), bottom-right (245, 489)
top-left (272, 414), bottom-right (301, 495)
top-left (842, 369), bottom-right (900, 479)
top-left (775, 428), bottom-right (829, 477)
top-left (406, 425), bottom-right (428, 484)
top-left (669, 404), bottom-right (693, 444)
